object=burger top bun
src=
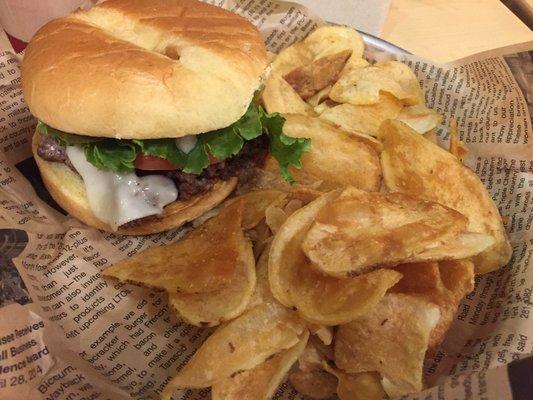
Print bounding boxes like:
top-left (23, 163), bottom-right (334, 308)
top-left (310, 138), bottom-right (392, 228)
top-left (22, 0), bottom-right (268, 139)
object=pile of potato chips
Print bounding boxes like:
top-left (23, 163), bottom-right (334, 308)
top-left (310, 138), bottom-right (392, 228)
top-left (104, 25), bottom-right (512, 400)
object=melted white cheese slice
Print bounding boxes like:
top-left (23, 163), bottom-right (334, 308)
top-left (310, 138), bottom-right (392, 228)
top-left (66, 146), bottom-right (178, 230)
top-left (175, 135), bottom-right (197, 153)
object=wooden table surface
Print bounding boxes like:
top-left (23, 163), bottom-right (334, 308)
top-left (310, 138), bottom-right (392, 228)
top-left (382, 0), bottom-right (533, 62)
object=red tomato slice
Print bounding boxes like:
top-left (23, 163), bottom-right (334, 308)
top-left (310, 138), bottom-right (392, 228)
top-left (208, 154), bottom-right (223, 165)
top-left (134, 154), bottom-right (178, 170)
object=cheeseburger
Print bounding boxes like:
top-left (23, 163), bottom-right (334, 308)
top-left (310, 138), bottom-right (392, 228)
top-left (22, 0), bottom-right (308, 235)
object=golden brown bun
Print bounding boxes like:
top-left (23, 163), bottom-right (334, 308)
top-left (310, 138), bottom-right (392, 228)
top-left (22, 0), bottom-right (267, 139)
top-left (32, 131), bottom-right (237, 235)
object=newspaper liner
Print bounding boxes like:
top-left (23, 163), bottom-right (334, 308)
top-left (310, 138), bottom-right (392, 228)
top-left (0, 1), bottom-right (531, 399)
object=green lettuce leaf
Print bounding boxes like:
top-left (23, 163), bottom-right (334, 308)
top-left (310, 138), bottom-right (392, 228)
top-left (204, 127), bottom-right (244, 160)
top-left (261, 111), bottom-right (311, 183)
top-left (37, 120), bottom-right (101, 145)
top-left (132, 139), bottom-right (188, 168)
top-left (183, 142), bottom-right (210, 174)
top-left (37, 102), bottom-right (311, 181)
top-left (85, 140), bottom-right (136, 174)
top-left (235, 104), bottom-right (263, 140)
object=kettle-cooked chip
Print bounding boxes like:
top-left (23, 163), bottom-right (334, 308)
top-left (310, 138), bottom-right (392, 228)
top-left (413, 232), bottom-right (494, 261)
top-left (283, 199), bottom-right (305, 215)
top-left (286, 186), bottom-right (324, 204)
top-left (448, 118), bottom-right (468, 162)
top-left (309, 334), bottom-right (335, 361)
top-left (162, 302), bottom-right (305, 397)
top-left (272, 25), bottom-right (364, 76)
top-left (264, 187), bottom-right (320, 234)
top-left (439, 259), bottom-right (476, 298)
top-left (239, 159), bottom-right (325, 206)
top-left (289, 369), bottom-right (338, 399)
top-left (322, 365), bottom-right (386, 400)
top-left (225, 190), bottom-right (287, 230)
top-left (336, 371), bottom-right (386, 400)
top-left (249, 219), bottom-right (274, 259)
top-left (103, 200), bottom-right (245, 293)
top-left (269, 191), bottom-right (401, 324)
top-left (307, 85), bottom-right (333, 107)
top-left (379, 119), bottom-right (512, 273)
top-left (423, 127), bottom-right (439, 144)
top-left (296, 342), bottom-right (328, 372)
top-left (317, 92), bottom-right (402, 138)
top-left (302, 187), bottom-right (491, 277)
top-left (282, 115), bottom-right (382, 192)
top-left (265, 204), bottom-right (289, 235)
top-left (391, 260), bottom-right (474, 347)
top-left (262, 72), bottom-right (316, 116)
top-left (167, 234), bottom-right (256, 327)
top-left (329, 61), bottom-right (424, 106)
top-left (211, 331), bottom-right (309, 400)
top-left (265, 198), bottom-right (306, 234)
top-left (246, 244), bottom-right (274, 310)
top-left (397, 104), bottom-right (443, 134)
top-left (313, 99), bottom-right (337, 115)
top-left (308, 324), bottom-right (333, 346)
top-left (334, 293), bottom-right (440, 397)
top-left (284, 50), bottom-right (352, 100)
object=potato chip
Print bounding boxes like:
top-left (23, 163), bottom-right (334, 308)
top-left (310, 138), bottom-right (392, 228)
top-left (322, 364), bottom-right (385, 400)
top-left (262, 72), bottom-right (316, 116)
top-left (265, 204), bottom-right (288, 235)
top-left (339, 56), bottom-right (371, 77)
top-left (414, 232), bottom-right (495, 261)
top-left (298, 347), bottom-right (384, 400)
top-left (103, 200), bottom-right (245, 294)
top-left (284, 199), bottom-right (304, 215)
top-left (268, 191), bottom-right (401, 324)
top-left (317, 92), bottom-right (402, 138)
top-left (284, 50), bottom-right (352, 99)
top-left (308, 324), bottom-right (333, 346)
top-left (448, 118), bottom-right (468, 162)
top-left (335, 293), bottom-right (440, 397)
top-left (297, 342), bottom-right (327, 372)
top-left (330, 61), bottom-right (423, 106)
top-left (309, 334), bottom-right (335, 361)
top-left (391, 260), bottom-right (474, 347)
top-left (289, 369), bottom-right (338, 399)
top-left (336, 372), bottom-right (386, 400)
top-left (423, 127), bottom-right (438, 144)
top-left (167, 233), bottom-right (256, 327)
top-left (246, 156), bottom-right (325, 194)
top-left (397, 104), bottom-right (443, 133)
top-left (272, 25), bottom-right (365, 76)
top-left (313, 99), bottom-right (336, 115)
top-left (282, 114), bottom-right (382, 192)
top-left (250, 219), bottom-right (273, 260)
top-left (264, 190), bottom-right (316, 234)
top-left (302, 187), bottom-right (491, 277)
top-left (247, 244), bottom-right (274, 310)
top-left (225, 190), bottom-right (286, 230)
top-left (211, 331), bottom-right (309, 400)
top-left (162, 302), bottom-right (305, 397)
top-left (439, 259), bottom-right (476, 299)
top-left (379, 119), bottom-right (512, 273)
top-left (307, 85), bottom-right (332, 107)
top-left (286, 186), bottom-right (323, 205)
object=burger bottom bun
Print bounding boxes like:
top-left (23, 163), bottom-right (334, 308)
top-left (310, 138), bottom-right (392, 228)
top-left (32, 131), bottom-right (237, 235)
